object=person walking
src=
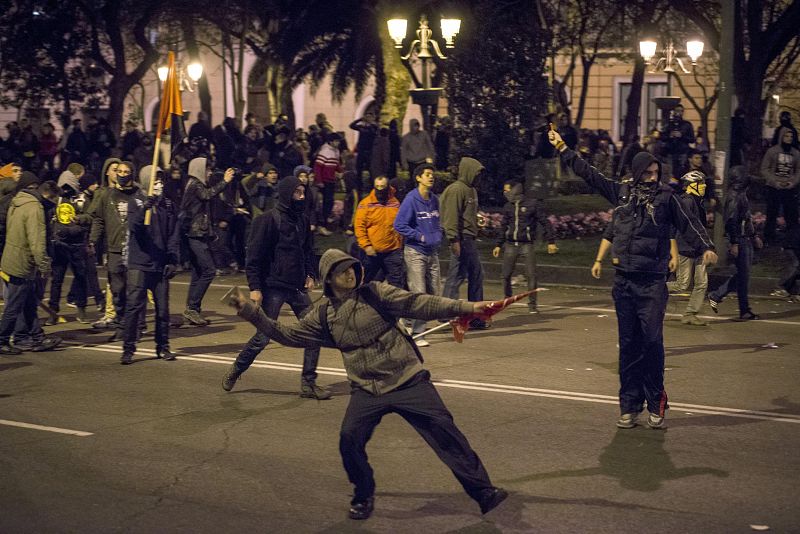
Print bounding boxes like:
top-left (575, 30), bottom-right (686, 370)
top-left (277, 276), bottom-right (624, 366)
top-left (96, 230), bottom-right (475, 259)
top-left (393, 163), bottom-right (442, 346)
top-left (492, 180), bottom-right (557, 313)
top-left (440, 157), bottom-right (489, 329)
top-left (222, 176), bottom-right (331, 400)
top-left (761, 129), bottom-right (800, 244)
top-left (180, 158), bottom-right (233, 325)
top-left (223, 248), bottom-right (508, 520)
top-left (354, 176), bottom-right (404, 287)
top-left (548, 128), bottom-right (716, 430)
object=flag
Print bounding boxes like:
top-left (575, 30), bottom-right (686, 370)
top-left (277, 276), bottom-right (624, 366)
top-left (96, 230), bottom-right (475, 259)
top-left (450, 289), bottom-right (544, 343)
top-left (156, 51), bottom-right (186, 155)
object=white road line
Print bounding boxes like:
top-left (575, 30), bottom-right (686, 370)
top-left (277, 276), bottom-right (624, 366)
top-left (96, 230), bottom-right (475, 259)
top-left (0, 419), bottom-right (93, 436)
top-left (67, 342), bottom-right (800, 425)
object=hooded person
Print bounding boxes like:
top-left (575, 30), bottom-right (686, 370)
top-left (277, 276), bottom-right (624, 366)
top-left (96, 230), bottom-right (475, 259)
top-left (57, 163), bottom-right (85, 198)
top-left (179, 157), bottom-right (234, 325)
top-left (353, 175), bottom-right (403, 287)
top-left (293, 164), bottom-right (320, 230)
top-left (222, 175), bottom-right (330, 399)
top-left (0, 177), bottom-right (62, 354)
top-left (492, 180), bottom-right (557, 313)
top-left (222, 248), bottom-right (507, 520)
top-left (241, 162), bottom-right (279, 218)
top-left (88, 160), bottom-right (146, 338)
top-left (120, 162), bottom-right (181, 364)
top-left (709, 166), bottom-right (762, 320)
top-left (760, 129), bottom-right (800, 243)
top-left (100, 157), bottom-right (121, 188)
top-left (439, 157), bottom-right (490, 327)
top-left (549, 128), bottom-right (717, 430)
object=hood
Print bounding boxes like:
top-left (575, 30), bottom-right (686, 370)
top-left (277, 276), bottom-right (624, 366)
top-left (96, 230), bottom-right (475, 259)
top-left (188, 157), bottom-right (208, 184)
top-left (261, 162), bottom-right (278, 174)
top-left (630, 151), bottom-right (661, 186)
top-left (101, 157), bottom-right (121, 186)
top-left (319, 249), bottom-right (364, 298)
top-left (57, 170), bottom-right (81, 193)
top-left (293, 165), bottom-right (311, 179)
top-left (458, 157), bottom-right (484, 187)
top-left (139, 165), bottom-right (162, 192)
top-left (11, 190), bottom-right (40, 208)
top-left (505, 183), bottom-right (523, 203)
top-left (277, 176), bottom-right (302, 209)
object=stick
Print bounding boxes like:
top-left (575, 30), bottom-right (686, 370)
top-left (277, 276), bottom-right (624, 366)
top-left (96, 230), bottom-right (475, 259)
top-left (143, 135), bottom-right (161, 225)
top-left (412, 321), bottom-right (452, 340)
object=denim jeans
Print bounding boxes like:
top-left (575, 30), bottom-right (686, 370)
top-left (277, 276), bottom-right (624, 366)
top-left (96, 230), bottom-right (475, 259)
top-left (500, 242), bottom-right (538, 307)
top-left (443, 237), bottom-right (484, 302)
top-left (363, 248), bottom-right (405, 288)
top-left (403, 246), bottom-right (441, 335)
top-left (234, 287), bottom-right (321, 384)
top-left (0, 276), bottom-right (44, 346)
top-left (123, 270), bottom-right (170, 353)
top-left (186, 237), bottom-right (216, 311)
top-left (710, 239), bottom-right (753, 315)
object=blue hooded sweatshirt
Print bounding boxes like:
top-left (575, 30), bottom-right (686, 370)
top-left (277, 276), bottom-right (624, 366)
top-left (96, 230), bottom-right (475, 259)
top-left (393, 187), bottom-right (442, 255)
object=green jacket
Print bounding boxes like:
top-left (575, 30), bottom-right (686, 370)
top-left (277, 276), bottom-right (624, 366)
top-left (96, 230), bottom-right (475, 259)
top-left (235, 248), bottom-right (473, 395)
top-left (0, 190), bottom-right (50, 279)
top-left (439, 157), bottom-right (484, 241)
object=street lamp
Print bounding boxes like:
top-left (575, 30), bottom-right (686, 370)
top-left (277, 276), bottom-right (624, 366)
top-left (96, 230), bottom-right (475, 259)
top-left (639, 38), bottom-right (703, 74)
top-left (387, 14), bottom-right (460, 131)
top-left (158, 59), bottom-right (203, 92)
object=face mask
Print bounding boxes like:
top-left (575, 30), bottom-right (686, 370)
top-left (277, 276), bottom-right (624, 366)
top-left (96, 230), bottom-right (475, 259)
top-left (375, 188), bottom-right (389, 204)
top-left (41, 198), bottom-right (56, 210)
top-left (290, 199), bottom-right (305, 213)
top-left (503, 191), bottom-right (516, 202)
top-left (117, 174), bottom-right (134, 188)
top-left (686, 182), bottom-right (706, 197)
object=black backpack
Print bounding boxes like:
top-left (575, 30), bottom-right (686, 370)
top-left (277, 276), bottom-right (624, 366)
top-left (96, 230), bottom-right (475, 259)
top-left (317, 283), bottom-right (424, 363)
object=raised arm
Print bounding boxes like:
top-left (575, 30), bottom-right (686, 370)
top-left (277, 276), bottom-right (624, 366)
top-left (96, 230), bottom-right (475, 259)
top-left (231, 294), bottom-right (334, 349)
top-left (548, 129), bottom-right (620, 205)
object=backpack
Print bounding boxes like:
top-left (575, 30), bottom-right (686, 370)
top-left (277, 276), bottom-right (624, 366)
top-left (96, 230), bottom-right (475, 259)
top-left (317, 283), bottom-right (424, 363)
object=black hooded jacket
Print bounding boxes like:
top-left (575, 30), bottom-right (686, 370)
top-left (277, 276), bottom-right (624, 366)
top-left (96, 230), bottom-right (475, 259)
top-left (245, 176), bottom-right (315, 292)
top-left (127, 195), bottom-right (181, 272)
top-left (496, 184), bottom-right (556, 246)
top-left (561, 149), bottom-right (713, 274)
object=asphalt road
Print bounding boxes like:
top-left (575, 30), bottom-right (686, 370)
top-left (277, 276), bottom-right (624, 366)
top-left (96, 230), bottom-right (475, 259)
top-left (1, 274), bottom-right (799, 533)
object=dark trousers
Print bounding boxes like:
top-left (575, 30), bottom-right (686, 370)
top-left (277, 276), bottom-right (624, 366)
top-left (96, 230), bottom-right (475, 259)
top-left (0, 276), bottom-right (43, 346)
top-left (765, 186), bottom-right (799, 241)
top-left (210, 224), bottom-right (233, 269)
top-left (779, 249), bottom-right (800, 294)
top-left (612, 272), bottom-right (668, 416)
top-left (186, 237), bottom-right (216, 311)
top-left (50, 244), bottom-right (87, 312)
top-left (363, 248), bottom-right (404, 288)
top-left (123, 270), bottom-right (169, 352)
top-left (228, 214), bottom-right (250, 268)
top-left (234, 287), bottom-right (321, 384)
top-left (356, 152), bottom-right (371, 181)
top-left (710, 239), bottom-right (754, 315)
top-left (69, 245), bottom-right (103, 303)
top-left (443, 237), bottom-right (484, 302)
top-left (107, 252), bottom-right (127, 321)
top-left (339, 371), bottom-right (494, 502)
top-left (321, 182), bottom-right (336, 225)
top-left (501, 242), bottom-right (538, 307)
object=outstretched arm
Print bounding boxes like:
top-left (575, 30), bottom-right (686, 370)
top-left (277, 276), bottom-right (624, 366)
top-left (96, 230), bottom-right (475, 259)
top-left (548, 128), bottom-right (620, 205)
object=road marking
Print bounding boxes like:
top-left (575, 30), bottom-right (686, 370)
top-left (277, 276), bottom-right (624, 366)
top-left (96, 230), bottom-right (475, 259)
top-left (0, 419), bottom-right (93, 437)
top-left (68, 343), bottom-right (800, 425)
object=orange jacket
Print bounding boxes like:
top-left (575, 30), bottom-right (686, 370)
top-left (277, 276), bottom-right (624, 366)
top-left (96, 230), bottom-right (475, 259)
top-left (354, 187), bottom-right (403, 253)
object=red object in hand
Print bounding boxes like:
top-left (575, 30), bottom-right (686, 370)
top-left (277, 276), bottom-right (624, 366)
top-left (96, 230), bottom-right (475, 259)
top-left (450, 289), bottom-right (541, 343)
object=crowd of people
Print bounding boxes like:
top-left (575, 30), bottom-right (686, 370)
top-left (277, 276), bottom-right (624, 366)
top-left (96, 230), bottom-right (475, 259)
top-left (0, 107), bottom-right (797, 519)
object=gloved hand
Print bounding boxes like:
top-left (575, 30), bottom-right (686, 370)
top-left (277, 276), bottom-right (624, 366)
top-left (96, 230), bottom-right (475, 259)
top-left (163, 264), bottom-right (179, 279)
top-left (144, 196), bottom-right (158, 209)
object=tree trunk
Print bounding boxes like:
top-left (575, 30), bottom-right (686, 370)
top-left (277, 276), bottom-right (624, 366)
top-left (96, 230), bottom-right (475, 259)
top-left (575, 57), bottom-right (594, 128)
top-left (182, 18), bottom-right (212, 122)
top-left (107, 78), bottom-right (127, 140)
top-left (622, 56), bottom-right (646, 148)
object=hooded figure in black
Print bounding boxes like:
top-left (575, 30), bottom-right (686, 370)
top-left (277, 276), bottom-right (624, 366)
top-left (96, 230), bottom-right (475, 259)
top-left (120, 168), bottom-right (182, 364)
top-left (708, 167), bottom-right (761, 320)
top-left (549, 129), bottom-right (717, 430)
top-left (223, 176), bottom-right (331, 400)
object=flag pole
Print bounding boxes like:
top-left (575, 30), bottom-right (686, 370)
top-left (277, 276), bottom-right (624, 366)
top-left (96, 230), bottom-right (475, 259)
top-left (412, 321), bottom-right (452, 340)
top-left (145, 51), bottom-right (177, 226)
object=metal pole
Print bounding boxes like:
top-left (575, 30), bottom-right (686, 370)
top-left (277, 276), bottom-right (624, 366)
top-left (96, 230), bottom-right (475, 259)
top-left (713, 0), bottom-right (735, 258)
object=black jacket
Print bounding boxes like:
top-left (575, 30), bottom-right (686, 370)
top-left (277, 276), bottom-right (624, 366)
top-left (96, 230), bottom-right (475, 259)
top-left (561, 149), bottom-right (713, 274)
top-left (496, 190), bottom-right (555, 246)
top-left (127, 196), bottom-right (181, 272)
top-left (180, 177), bottom-right (227, 238)
top-left (672, 193), bottom-right (706, 258)
top-left (245, 176), bottom-right (315, 292)
top-left (89, 185), bottom-right (145, 252)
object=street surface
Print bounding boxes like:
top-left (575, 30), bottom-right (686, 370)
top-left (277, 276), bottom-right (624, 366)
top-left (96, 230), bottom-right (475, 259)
top-left (1, 274), bottom-right (799, 533)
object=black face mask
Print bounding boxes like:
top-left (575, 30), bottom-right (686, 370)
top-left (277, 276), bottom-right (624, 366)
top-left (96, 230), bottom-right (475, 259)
top-left (375, 188), bottom-right (389, 204)
top-left (290, 199), bottom-right (305, 213)
top-left (41, 198), bottom-right (55, 210)
top-left (117, 175), bottom-right (134, 188)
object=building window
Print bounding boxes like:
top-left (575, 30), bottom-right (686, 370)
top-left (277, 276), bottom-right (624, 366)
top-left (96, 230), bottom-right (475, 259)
top-left (613, 76), bottom-right (668, 143)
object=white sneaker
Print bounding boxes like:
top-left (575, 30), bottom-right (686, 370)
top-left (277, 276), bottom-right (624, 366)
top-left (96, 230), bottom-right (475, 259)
top-left (415, 338), bottom-right (430, 347)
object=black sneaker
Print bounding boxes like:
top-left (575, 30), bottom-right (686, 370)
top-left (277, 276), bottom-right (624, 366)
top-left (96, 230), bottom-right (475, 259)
top-left (348, 497), bottom-right (374, 520)
top-left (736, 310), bottom-right (761, 321)
top-left (157, 347), bottom-right (177, 361)
top-left (300, 383), bottom-right (332, 400)
top-left (708, 296), bottom-right (720, 314)
top-left (469, 319), bottom-right (491, 330)
top-left (477, 487), bottom-right (509, 514)
top-left (222, 365), bottom-right (241, 391)
top-left (0, 344), bottom-right (22, 355)
top-left (183, 308), bottom-right (208, 326)
top-left (30, 337), bottom-right (62, 352)
top-left (120, 351), bottom-right (133, 365)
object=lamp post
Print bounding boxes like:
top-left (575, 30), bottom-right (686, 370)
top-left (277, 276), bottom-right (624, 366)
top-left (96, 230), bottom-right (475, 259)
top-left (638, 37), bottom-right (704, 128)
top-left (387, 14), bottom-right (461, 132)
top-left (158, 60), bottom-right (203, 92)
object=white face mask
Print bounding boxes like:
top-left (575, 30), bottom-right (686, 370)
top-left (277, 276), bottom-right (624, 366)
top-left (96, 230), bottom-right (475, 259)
top-left (152, 180), bottom-right (163, 197)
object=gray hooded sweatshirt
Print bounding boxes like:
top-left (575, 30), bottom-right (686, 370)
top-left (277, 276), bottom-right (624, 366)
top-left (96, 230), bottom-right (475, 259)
top-left (439, 157), bottom-right (484, 241)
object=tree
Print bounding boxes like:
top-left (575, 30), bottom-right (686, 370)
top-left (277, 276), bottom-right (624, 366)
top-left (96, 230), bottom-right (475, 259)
top-left (671, 0), bottom-right (800, 160)
top-left (446, 0), bottom-right (550, 205)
